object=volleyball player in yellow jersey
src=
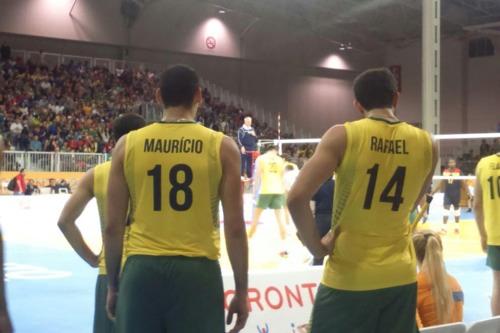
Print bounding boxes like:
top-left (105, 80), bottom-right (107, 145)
top-left (248, 146), bottom-right (287, 248)
top-left (288, 68), bottom-right (438, 333)
top-left (57, 113), bottom-right (146, 333)
top-left (474, 151), bottom-right (500, 315)
top-left (105, 65), bottom-right (248, 333)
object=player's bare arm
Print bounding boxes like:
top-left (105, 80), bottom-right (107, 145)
top-left (414, 138), bottom-right (439, 211)
top-left (220, 136), bottom-right (249, 333)
top-left (473, 169), bottom-right (487, 252)
top-left (57, 169), bottom-right (99, 268)
top-left (104, 136), bottom-right (129, 319)
top-left (288, 125), bottom-right (346, 258)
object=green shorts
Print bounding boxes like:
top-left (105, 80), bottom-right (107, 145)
top-left (257, 194), bottom-right (285, 209)
top-left (94, 274), bottom-right (114, 333)
top-left (115, 255), bottom-right (225, 333)
top-left (310, 283), bottom-right (419, 333)
top-left (487, 246), bottom-right (500, 271)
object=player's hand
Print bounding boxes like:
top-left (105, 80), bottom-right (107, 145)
top-left (321, 228), bottom-right (340, 255)
top-left (226, 292), bottom-right (249, 333)
top-left (0, 312), bottom-right (13, 333)
top-left (481, 237), bottom-right (488, 253)
top-left (106, 287), bottom-right (119, 321)
top-left (240, 146), bottom-right (246, 154)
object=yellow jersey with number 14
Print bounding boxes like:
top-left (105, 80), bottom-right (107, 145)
top-left (476, 154), bottom-right (500, 245)
top-left (124, 122), bottom-right (223, 260)
top-left (323, 117), bottom-right (433, 291)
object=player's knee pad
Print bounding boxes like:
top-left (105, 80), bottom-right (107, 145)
top-left (454, 207), bottom-right (461, 217)
top-left (443, 208), bottom-right (450, 216)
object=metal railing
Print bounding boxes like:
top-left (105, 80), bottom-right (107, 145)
top-left (1, 151), bottom-right (107, 172)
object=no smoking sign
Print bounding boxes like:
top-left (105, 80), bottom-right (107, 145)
top-left (206, 36), bottom-right (217, 50)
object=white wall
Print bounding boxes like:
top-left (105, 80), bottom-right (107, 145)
top-left (385, 36), bottom-right (500, 134)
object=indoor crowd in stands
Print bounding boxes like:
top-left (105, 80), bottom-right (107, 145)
top-left (0, 49), bottom-right (287, 158)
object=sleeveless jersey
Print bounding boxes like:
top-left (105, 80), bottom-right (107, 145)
top-left (124, 122), bottom-right (224, 260)
top-left (94, 161), bottom-right (111, 275)
top-left (443, 168), bottom-right (462, 199)
top-left (258, 153), bottom-right (285, 195)
top-left (323, 118), bottom-right (433, 291)
top-left (476, 154), bottom-right (500, 245)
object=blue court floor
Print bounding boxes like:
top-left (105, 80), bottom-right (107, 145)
top-left (5, 242), bottom-right (492, 333)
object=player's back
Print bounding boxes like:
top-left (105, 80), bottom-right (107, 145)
top-left (124, 122), bottom-right (224, 260)
top-left (324, 117), bottom-right (433, 291)
top-left (259, 153), bottom-right (285, 194)
top-left (477, 154), bottom-right (500, 244)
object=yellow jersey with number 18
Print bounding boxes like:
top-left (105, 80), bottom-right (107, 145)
top-left (476, 154), bottom-right (500, 245)
top-left (323, 118), bottom-right (433, 291)
top-left (124, 122), bottom-right (223, 260)
top-left (94, 161), bottom-right (111, 275)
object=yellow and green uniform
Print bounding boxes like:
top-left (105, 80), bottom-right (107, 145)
top-left (256, 152), bottom-right (286, 209)
top-left (476, 154), bottom-right (500, 270)
top-left (311, 117), bottom-right (433, 333)
top-left (92, 161), bottom-right (114, 333)
top-left (116, 122), bottom-right (225, 333)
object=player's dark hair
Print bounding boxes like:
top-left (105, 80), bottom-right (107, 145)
top-left (353, 68), bottom-right (398, 111)
top-left (159, 65), bottom-right (199, 108)
top-left (285, 164), bottom-right (295, 171)
top-left (112, 113), bottom-right (146, 141)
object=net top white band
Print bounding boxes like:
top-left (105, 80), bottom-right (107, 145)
top-left (258, 132), bottom-right (500, 146)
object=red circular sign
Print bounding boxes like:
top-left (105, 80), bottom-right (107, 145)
top-left (206, 36), bottom-right (217, 50)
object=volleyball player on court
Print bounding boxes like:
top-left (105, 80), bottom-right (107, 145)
top-left (474, 151), bottom-right (500, 315)
top-left (105, 65), bottom-right (248, 333)
top-left (288, 68), bottom-right (438, 333)
top-left (247, 146), bottom-right (287, 256)
top-left (57, 113), bottom-right (146, 333)
top-left (432, 158), bottom-right (469, 234)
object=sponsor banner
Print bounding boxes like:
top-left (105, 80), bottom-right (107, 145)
top-left (223, 267), bottom-right (323, 333)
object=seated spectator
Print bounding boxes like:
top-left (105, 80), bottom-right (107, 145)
top-left (24, 179), bottom-right (40, 195)
top-left (480, 139), bottom-right (491, 157)
top-left (30, 135), bottom-right (42, 151)
top-left (57, 179), bottom-right (71, 194)
top-left (413, 230), bottom-right (464, 328)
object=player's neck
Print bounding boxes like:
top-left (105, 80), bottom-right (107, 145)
top-left (162, 107), bottom-right (196, 123)
top-left (365, 108), bottom-right (399, 122)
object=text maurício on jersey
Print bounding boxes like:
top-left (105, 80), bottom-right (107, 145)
top-left (144, 138), bottom-right (204, 154)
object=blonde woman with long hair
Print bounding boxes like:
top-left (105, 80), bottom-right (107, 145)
top-left (413, 230), bottom-right (464, 327)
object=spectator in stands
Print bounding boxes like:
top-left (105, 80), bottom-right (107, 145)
top-left (13, 168), bottom-right (26, 195)
top-left (30, 135), bottom-right (42, 151)
top-left (0, 43), bottom-right (10, 61)
top-left (480, 139), bottom-right (491, 157)
top-left (24, 179), bottom-right (40, 195)
top-left (493, 139), bottom-right (499, 155)
top-left (9, 117), bottom-right (23, 149)
top-left (413, 230), bottom-right (464, 328)
top-left (237, 115), bottom-right (258, 179)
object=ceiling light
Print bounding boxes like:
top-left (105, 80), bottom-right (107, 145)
top-left (218, 9), bottom-right (226, 14)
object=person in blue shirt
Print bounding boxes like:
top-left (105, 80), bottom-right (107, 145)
top-left (237, 116), bottom-right (258, 179)
top-left (310, 177), bottom-right (335, 265)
